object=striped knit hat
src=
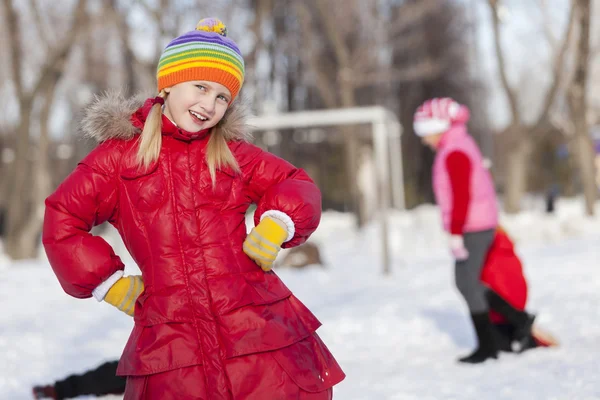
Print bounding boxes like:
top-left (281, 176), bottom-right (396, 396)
top-left (413, 97), bottom-right (470, 137)
top-left (157, 18), bottom-right (245, 101)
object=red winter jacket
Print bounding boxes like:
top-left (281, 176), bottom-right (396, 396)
top-left (42, 93), bottom-right (344, 398)
top-left (480, 228), bottom-right (528, 324)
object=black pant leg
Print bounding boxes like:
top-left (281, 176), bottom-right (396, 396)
top-left (54, 360), bottom-right (126, 399)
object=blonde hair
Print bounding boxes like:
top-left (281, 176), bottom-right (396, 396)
top-left (206, 125), bottom-right (240, 184)
top-left (136, 90), bottom-right (240, 185)
top-left (136, 90), bottom-right (167, 168)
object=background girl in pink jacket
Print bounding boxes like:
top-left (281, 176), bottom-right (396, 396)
top-left (413, 98), bottom-right (536, 364)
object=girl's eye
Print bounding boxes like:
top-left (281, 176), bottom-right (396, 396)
top-left (196, 85), bottom-right (206, 91)
top-left (217, 95), bottom-right (229, 102)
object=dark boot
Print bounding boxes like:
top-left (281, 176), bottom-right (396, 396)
top-left (486, 290), bottom-right (535, 353)
top-left (458, 312), bottom-right (499, 364)
top-left (493, 323), bottom-right (515, 352)
top-left (518, 335), bottom-right (538, 353)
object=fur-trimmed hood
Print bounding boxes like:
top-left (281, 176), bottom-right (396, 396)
top-left (80, 90), bottom-right (252, 143)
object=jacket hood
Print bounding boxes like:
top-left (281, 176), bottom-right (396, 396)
top-left (80, 89), bottom-right (252, 143)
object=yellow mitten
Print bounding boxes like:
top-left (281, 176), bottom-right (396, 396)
top-left (104, 275), bottom-right (144, 316)
top-left (243, 217), bottom-right (288, 271)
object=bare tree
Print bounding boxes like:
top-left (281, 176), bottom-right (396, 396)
top-left (108, 0), bottom-right (138, 96)
top-left (293, 0), bottom-right (443, 224)
top-left (245, 0), bottom-right (276, 107)
top-left (567, 0), bottom-right (595, 215)
top-left (487, 0), bottom-right (575, 213)
top-left (1, 0), bottom-right (87, 259)
top-left (390, 0), bottom-right (488, 208)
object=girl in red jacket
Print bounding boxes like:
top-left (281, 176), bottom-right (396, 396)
top-left (43, 18), bottom-right (344, 400)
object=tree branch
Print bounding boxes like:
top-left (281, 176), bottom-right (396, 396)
top-left (488, 0), bottom-right (521, 123)
top-left (108, 0), bottom-right (137, 96)
top-left (245, 0), bottom-right (271, 76)
top-left (535, 1), bottom-right (576, 125)
top-left (350, 28), bottom-right (426, 74)
top-left (26, 0), bottom-right (87, 103)
top-left (295, 2), bottom-right (338, 108)
top-left (28, 0), bottom-right (55, 46)
top-left (350, 60), bottom-right (444, 89)
top-left (2, 0), bottom-right (24, 99)
top-left (133, 0), bottom-right (161, 22)
top-left (537, 0), bottom-right (558, 48)
top-left (314, 0), bottom-right (352, 68)
top-left (132, 0), bottom-right (166, 58)
top-left (390, 0), bottom-right (441, 37)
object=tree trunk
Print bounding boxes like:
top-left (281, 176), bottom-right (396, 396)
top-left (572, 134), bottom-right (596, 214)
top-left (339, 83), bottom-right (363, 225)
top-left (3, 0), bottom-right (86, 260)
top-left (5, 98), bottom-right (34, 259)
top-left (568, 0), bottom-right (595, 215)
top-left (504, 139), bottom-right (531, 214)
top-left (18, 80), bottom-right (59, 259)
top-left (111, 0), bottom-right (137, 97)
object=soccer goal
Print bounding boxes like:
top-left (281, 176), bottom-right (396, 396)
top-left (247, 106), bottom-right (404, 275)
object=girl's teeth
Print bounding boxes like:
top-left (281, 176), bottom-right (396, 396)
top-left (190, 111), bottom-right (207, 121)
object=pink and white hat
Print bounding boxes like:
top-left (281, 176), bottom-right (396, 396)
top-left (413, 97), bottom-right (470, 137)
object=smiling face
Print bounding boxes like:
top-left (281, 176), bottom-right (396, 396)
top-left (163, 81), bottom-right (231, 132)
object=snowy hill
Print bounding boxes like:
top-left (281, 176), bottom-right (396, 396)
top-left (1, 198), bottom-right (599, 399)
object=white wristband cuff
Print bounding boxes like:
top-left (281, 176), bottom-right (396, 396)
top-left (92, 270), bottom-right (124, 302)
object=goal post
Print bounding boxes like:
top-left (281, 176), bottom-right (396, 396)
top-left (247, 106), bottom-right (404, 275)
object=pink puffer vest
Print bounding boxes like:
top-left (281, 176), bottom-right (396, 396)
top-left (432, 124), bottom-right (498, 233)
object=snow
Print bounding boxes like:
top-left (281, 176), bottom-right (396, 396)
top-left (1, 197), bottom-right (599, 399)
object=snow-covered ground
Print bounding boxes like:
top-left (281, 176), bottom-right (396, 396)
top-left (1, 198), bottom-right (599, 399)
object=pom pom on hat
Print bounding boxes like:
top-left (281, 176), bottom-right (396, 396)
top-left (196, 18), bottom-right (228, 37)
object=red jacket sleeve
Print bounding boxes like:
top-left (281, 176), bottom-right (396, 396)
top-left (42, 140), bottom-right (125, 299)
top-left (446, 151), bottom-right (471, 235)
top-left (239, 143), bottom-right (321, 248)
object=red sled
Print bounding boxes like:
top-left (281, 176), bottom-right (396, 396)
top-left (481, 227), bottom-right (559, 348)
